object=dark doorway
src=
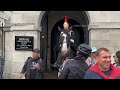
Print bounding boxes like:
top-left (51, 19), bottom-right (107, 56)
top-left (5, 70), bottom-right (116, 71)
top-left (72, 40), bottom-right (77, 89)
top-left (40, 11), bottom-right (89, 71)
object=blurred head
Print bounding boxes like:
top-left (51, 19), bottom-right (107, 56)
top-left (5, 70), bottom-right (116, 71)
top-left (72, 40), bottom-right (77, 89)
top-left (91, 47), bottom-right (97, 59)
top-left (96, 48), bottom-right (111, 71)
top-left (32, 48), bottom-right (40, 59)
top-left (113, 51), bottom-right (120, 65)
top-left (113, 55), bottom-right (118, 64)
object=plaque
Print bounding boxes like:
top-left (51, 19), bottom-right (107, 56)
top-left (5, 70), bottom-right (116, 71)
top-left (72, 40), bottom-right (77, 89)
top-left (15, 36), bottom-right (34, 51)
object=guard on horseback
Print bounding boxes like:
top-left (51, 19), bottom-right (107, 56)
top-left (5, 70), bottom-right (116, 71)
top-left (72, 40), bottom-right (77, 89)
top-left (51, 16), bottom-right (77, 71)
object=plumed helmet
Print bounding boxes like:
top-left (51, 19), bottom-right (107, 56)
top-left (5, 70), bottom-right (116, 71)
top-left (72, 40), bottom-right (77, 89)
top-left (77, 43), bottom-right (92, 56)
top-left (63, 16), bottom-right (70, 29)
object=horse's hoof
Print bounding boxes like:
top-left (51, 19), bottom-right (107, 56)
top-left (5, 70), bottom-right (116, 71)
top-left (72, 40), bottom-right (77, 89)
top-left (51, 64), bottom-right (57, 68)
top-left (51, 63), bottom-right (60, 68)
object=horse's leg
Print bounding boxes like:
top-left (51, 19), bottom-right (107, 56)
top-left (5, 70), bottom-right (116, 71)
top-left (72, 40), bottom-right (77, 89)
top-left (67, 48), bottom-right (75, 59)
top-left (67, 47), bottom-right (72, 58)
top-left (51, 47), bottom-right (56, 69)
top-left (53, 46), bottom-right (57, 63)
top-left (53, 43), bottom-right (60, 62)
top-left (52, 49), bottom-right (63, 68)
top-left (56, 51), bottom-right (63, 65)
top-left (51, 45), bottom-right (59, 68)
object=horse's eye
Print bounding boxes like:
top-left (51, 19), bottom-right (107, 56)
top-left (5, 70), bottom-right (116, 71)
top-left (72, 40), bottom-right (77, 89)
top-left (61, 32), bottom-right (63, 35)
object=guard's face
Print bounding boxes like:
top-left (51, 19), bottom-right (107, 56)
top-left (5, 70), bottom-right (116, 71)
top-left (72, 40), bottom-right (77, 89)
top-left (97, 51), bottom-right (111, 71)
top-left (32, 51), bottom-right (39, 59)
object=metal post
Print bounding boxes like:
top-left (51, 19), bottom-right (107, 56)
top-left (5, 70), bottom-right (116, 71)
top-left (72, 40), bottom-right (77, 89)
top-left (3, 22), bottom-right (5, 66)
top-left (1, 22), bottom-right (3, 59)
top-left (1, 22), bottom-right (3, 79)
top-left (1, 20), bottom-right (5, 79)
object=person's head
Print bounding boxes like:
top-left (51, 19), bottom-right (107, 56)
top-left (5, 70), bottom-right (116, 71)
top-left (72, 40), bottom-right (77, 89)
top-left (91, 47), bottom-right (97, 58)
top-left (96, 48), bottom-right (111, 71)
top-left (32, 48), bottom-right (40, 59)
top-left (113, 51), bottom-right (120, 65)
top-left (75, 43), bottom-right (92, 60)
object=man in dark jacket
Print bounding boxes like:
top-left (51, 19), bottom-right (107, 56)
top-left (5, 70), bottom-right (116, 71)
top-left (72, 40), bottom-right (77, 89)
top-left (20, 48), bottom-right (44, 79)
top-left (58, 43), bottom-right (92, 79)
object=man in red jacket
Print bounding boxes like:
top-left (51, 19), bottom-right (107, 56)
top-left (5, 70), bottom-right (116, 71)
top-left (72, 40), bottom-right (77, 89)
top-left (84, 48), bottom-right (120, 79)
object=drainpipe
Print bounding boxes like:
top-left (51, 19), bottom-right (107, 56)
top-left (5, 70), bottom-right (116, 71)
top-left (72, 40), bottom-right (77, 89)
top-left (3, 22), bottom-right (5, 66)
top-left (1, 20), bottom-right (6, 79)
top-left (1, 22), bottom-right (3, 79)
top-left (0, 21), bottom-right (3, 79)
top-left (0, 22), bottom-right (3, 59)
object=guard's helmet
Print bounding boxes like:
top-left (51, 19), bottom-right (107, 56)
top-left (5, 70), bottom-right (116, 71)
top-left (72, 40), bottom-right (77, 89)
top-left (77, 43), bottom-right (92, 56)
top-left (63, 16), bottom-right (70, 29)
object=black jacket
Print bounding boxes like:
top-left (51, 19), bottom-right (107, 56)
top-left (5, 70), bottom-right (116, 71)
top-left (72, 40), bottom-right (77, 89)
top-left (58, 59), bottom-right (89, 79)
top-left (21, 57), bottom-right (44, 79)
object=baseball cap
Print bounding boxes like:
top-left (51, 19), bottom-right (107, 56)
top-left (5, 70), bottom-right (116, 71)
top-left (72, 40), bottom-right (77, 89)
top-left (32, 48), bottom-right (40, 53)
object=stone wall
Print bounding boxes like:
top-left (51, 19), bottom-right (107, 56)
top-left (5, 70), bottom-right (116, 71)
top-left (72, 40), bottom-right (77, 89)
top-left (89, 25), bottom-right (120, 63)
top-left (3, 30), bottom-right (40, 79)
top-left (3, 11), bottom-right (41, 79)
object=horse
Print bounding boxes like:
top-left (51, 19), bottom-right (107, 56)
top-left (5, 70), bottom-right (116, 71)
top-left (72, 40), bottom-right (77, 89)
top-left (51, 26), bottom-right (77, 69)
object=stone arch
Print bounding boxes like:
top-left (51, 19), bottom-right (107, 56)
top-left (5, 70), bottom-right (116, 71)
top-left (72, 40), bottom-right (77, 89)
top-left (38, 11), bottom-right (90, 70)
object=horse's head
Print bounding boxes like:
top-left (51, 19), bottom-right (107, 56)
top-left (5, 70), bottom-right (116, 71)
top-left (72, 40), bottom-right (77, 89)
top-left (58, 26), bottom-right (74, 56)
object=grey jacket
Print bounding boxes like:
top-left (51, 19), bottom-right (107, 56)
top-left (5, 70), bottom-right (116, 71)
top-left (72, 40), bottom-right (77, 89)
top-left (21, 57), bottom-right (44, 79)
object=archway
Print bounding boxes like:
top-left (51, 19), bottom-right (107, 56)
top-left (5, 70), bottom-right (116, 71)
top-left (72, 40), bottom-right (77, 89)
top-left (40, 11), bottom-right (90, 70)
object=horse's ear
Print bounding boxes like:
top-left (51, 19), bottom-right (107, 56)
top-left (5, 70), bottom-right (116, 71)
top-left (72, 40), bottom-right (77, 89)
top-left (58, 26), bottom-right (62, 32)
top-left (69, 26), bottom-right (73, 30)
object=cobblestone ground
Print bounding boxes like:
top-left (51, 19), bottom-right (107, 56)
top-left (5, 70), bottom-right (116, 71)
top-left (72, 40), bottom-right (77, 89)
top-left (43, 70), bottom-right (58, 79)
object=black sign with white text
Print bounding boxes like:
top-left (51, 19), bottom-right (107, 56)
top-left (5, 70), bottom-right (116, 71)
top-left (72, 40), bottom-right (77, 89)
top-left (15, 36), bottom-right (34, 51)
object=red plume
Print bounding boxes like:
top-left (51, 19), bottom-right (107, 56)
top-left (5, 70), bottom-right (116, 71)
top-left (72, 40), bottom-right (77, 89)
top-left (64, 16), bottom-right (68, 23)
top-left (63, 16), bottom-right (70, 29)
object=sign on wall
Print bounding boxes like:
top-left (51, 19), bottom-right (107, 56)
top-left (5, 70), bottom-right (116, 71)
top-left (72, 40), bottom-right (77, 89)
top-left (15, 36), bottom-right (34, 51)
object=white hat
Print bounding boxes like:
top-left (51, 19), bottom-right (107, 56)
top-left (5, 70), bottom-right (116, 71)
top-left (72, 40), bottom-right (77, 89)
top-left (91, 47), bottom-right (97, 53)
